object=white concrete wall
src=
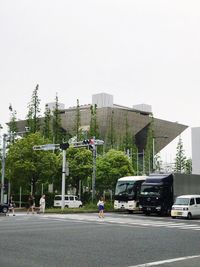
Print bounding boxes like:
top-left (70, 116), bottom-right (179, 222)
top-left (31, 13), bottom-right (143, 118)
top-left (192, 127), bottom-right (200, 174)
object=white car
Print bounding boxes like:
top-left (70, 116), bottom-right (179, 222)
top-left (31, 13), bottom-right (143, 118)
top-left (171, 194), bottom-right (200, 219)
top-left (53, 195), bottom-right (83, 208)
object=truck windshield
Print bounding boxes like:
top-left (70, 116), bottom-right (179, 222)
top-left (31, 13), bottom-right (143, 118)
top-left (140, 185), bottom-right (162, 197)
top-left (115, 181), bottom-right (136, 196)
top-left (174, 198), bottom-right (189, 205)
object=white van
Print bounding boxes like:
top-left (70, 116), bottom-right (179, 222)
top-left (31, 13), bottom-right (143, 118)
top-left (54, 195), bottom-right (83, 208)
top-left (171, 195), bottom-right (200, 219)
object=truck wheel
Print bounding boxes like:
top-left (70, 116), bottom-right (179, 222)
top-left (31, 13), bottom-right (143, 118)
top-left (65, 205), bottom-right (69, 208)
top-left (171, 216), bottom-right (176, 219)
top-left (187, 213), bottom-right (192, 220)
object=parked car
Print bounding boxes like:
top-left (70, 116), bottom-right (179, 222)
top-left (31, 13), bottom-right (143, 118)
top-left (0, 203), bottom-right (9, 214)
top-left (53, 195), bottom-right (83, 208)
top-left (171, 194), bottom-right (200, 219)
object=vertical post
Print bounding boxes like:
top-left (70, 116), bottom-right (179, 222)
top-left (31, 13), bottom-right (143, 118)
top-left (61, 149), bottom-right (66, 210)
top-left (1, 134), bottom-right (6, 203)
top-left (152, 138), bottom-right (155, 171)
top-left (136, 150), bottom-right (139, 175)
top-left (19, 186), bottom-right (22, 208)
top-left (92, 146), bottom-right (96, 202)
top-left (41, 183), bottom-right (44, 195)
top-left (142, 149), bottom-right (145, 175)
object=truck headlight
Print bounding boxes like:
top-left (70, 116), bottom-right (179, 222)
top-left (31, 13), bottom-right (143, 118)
top-left (156, 206), bottom-right (161, 211)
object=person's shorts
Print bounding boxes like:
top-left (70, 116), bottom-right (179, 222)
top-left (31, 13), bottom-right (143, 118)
top-left (99, 205), bottom-right (104, 211)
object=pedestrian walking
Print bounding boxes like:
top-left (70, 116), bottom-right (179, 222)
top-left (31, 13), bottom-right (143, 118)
top-left (8, 195), bottom-right (16, 216)
top-left (39, 194), bottom-right (46, 214)
top-left (97, 196), bottom-right (105, 218)
top-left (27, 195), bottom-right (35, 214)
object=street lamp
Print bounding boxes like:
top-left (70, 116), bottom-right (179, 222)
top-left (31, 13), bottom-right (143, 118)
top-left (152, 135), bottom-right (168, 171)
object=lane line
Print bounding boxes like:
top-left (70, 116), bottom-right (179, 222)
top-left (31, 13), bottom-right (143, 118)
top-left (129, 254), bottom-right (200, 267)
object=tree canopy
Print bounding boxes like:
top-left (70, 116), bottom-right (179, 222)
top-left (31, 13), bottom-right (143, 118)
top-left (96, 149), bottom-right (134, 192)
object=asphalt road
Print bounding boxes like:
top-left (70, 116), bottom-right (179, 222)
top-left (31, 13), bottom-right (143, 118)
top-left (0, 212), bottom-right (200, 267)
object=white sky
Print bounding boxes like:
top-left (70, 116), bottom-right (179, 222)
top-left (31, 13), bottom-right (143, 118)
top-left (1, 0), bottom-right (200, 162)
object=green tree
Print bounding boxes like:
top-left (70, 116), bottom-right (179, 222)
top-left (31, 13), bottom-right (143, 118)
top-left (96, 149), bottom-right (134, 192)
top-left (185, 158), bottom-right (192, 174)
top-left (8, 104), bottom-right (18, 134)
top-left (6, 133), bottom-right (58, 194)
top-left (43, 104), bottom-right (52, 140)
top-left (174, 135), bottom-right (186, 173)
top-left (144, 122), bottom-right (154, 174)
top-left (52, 93), bottom-right (63, 144)
top-left (26, 84), bottom-right (41, 133)
top-left (106, 110), bottom-right (116, 150)
top-left (73, 99), bottom-right (81, 141)
top-left (66, 147), bottom-right (93, 195)
top-left (89, 104), bottom-right (99, 139)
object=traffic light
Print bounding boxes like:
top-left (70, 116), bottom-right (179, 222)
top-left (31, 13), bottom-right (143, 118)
top-left (60, 142), bottom-right (69, 150)
top-left (82, 139), bottom-right (95, 150)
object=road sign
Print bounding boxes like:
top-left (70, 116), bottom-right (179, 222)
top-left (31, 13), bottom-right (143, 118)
top-left (33, 144), bottom-right (60, 151)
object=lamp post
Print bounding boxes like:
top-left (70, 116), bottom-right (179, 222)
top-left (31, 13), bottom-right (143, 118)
top-left (152, 135), bottom-right (168, 171)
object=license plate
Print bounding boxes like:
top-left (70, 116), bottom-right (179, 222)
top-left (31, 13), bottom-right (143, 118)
top-left (175, 211), bottom-right (182, 216)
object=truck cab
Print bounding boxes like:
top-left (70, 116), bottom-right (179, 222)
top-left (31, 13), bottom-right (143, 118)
top-left (139, 173), bottom-right (173, 215)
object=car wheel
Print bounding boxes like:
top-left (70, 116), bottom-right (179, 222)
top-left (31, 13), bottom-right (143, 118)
top-left (2, 207), bottom-right (8, 214)
top-left (65, 205), bottom-right (69, 208)
top-left (187, 212), bottom-right (192, 220)
top-left (79, 205), bottom-right (82, 208)
top-left (171, 216), bottom-right (176, 219)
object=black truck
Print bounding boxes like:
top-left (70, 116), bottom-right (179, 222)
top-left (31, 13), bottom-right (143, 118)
top-left (139, 172), bottom-right (200, 216)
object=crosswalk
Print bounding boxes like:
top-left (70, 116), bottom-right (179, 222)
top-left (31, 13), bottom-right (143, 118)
top-left (40, 213), bottom-right (200, 231)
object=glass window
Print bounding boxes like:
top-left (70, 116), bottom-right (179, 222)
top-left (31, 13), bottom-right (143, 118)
top-left (65, 196), bottom-right (69, 200)
top-left (55, 196), bottom-right (61, 200)
top-left (190, 198), bottom-right (195, 205)
top-left (196, 198), bottom-right (200, 204)
top-left (174, 198), bottom-right (189, 205)
top-left (69, 196), bottom-right (74, 201)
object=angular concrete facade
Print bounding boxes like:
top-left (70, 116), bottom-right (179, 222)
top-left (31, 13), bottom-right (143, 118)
top-left (16, 93), bottom-right (187, 155)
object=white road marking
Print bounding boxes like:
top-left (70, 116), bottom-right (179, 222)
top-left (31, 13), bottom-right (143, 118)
top-left (40, 214), bottom-right (200, 231)
top-left (129, 254), bottom-right (200, 267)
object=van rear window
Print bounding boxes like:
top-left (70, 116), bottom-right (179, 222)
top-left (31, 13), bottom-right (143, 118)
top-left (55, 196), bottom-right (61, 200)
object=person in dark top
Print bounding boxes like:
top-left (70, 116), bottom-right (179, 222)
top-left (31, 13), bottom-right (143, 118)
top-left (27, 195), bottom-right (35, 214)
top-left (8, 195), bottom-right (16, 216)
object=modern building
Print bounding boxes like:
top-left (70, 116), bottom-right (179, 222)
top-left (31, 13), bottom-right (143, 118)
top-left (192, 127), bottom-right (200, 175)
top-left (16, 92), bottom-right (187, 155)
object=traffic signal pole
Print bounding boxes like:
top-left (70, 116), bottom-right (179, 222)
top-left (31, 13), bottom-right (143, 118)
top-left (61, 149), bottom-right (66, 210)
top-left (33, 138), bottom-right (104, 207)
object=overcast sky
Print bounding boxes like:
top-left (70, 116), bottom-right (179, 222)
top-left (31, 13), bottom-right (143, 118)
top-left (1, 0), bottom-right (200, 162)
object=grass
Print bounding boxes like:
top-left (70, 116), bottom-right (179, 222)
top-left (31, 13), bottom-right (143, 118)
top-left (45, 201), bottom-right (115, 214)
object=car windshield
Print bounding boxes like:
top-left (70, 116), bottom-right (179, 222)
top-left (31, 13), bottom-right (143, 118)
top-left (115, 181), bottom-right (136, 196)
top-left (174, 198), bottom-right (189, 205)
top-left (140, 185), bottom-right (162, 196)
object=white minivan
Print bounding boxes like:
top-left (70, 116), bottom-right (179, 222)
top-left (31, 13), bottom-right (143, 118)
top-left (54, 195), bottom-right (83, 208)
top-left (171, 195), bottom-right (200, 219)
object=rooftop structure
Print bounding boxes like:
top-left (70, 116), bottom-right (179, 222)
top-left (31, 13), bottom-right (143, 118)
top-left (16, 93), bottom-right (187, 154)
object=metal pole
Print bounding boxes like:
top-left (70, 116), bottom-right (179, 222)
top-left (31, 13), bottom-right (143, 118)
top-left (92, 146), bottom-right (96, 202)
top-left (19, 186), bottom-right (22, 208)
top-left (142, 149), bottom-right (145, 175)
top-left (152, 138), bottom-right (155, 171)
top-left (61, 149), bottom-right (66, 210)
top-left (1, 134), bottom-right (6, 203)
